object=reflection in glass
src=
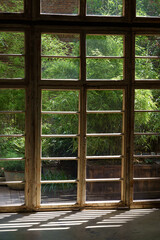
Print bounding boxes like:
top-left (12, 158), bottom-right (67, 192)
top-left (87, 159), bottom-right (121, 178)
top-left (40, 0), bottom-right (79, 15)
top-left (41, 183), bottom-right (77, 204)
top-left (86, 35), bottom-right (123, 56)
top-left (42, 138), bottom-right (78, 157)
top-left (87, 90), bottom-right (123, 111)
top-left (86, 59), bottom-right (123, 80)
top-left (0, 0), bottom-right (24, 13)
top-left (42, 90), bottom-right (79, 111)
top-left (41, 160), bottom-right (77, 180)
top-left (0, 89), bottom-right (25, 111)
top-left (86, 182), bottom-right (121, 201)
top-left (87, 137), bottom-right (122, 156)
top-left (42, 114), bottom-right (78, 134)
top-left (87, 114), bottom-right (122, 133)
top-left (87, 0), bottom-right (123, 16)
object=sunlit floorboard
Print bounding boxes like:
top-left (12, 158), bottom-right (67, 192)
top-left (0, 209), bottom-right (160, 240)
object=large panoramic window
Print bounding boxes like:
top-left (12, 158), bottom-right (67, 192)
top-left (0, 1), bottom-right (160, 211)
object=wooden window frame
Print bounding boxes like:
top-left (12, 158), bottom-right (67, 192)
top-left (0, 0), bottom-right (160, 212)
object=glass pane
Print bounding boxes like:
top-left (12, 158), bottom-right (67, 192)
top-left (0, 89), bottom-right (25, 111)
top-left (42, 114), bottom-right (78, 134)
top-left (0, 56), bottom-right (25, 79)
top-left (0, 186), bottom-right (25, 206)
top-left (135, 112), bottom-right (160, 133)
top-left (134, 180), bottom-right (160, 200)
top-left (86, 59), bottom-right (123, 80)
top-left (86, 182), bottom-right (121, 201)
top-left (0, 160), bottom-right (25, 204)
top-left (40, 0), bottom-right (79, 15)
top-left (135, 36), bottom-right (160, 56)
top-left (135, 59), bottom-right (160, 80)
top-left (41, 160), bottom-right (77, 180)
top-left (134, 89), bottom-right (160, 110)
top-left (0, 160), bottom-right (25, 175)
top-left (134, 158), bottom-right (160, 178)
top-left (86, 35), bottom-right (123, 56)
top-left (41, 34), bottom-right (80, 56)
top-left (0, 0), bottom-right (24, 13)
top-left (134, 135), bottom-right (160, 156)
top-left (87, 90), bottom-right (123, 110)
top-left (87, 159), bottom-right (121, 178)
top-left (41, 183), bottom-right (77, 204)
top-left (42, 138), bottom-right (78, 157)
top-left (0, 137), bottom-right (25, 158)
top-left (136, 0), bottom-right (160, 17)
top-left (41, 58), bottom-right (79, 80)
top-left (87, 0), bottom-right (123, 16)
top-left (87, 137), bottom-right (122, 156)
top-left (0, 113), bottom-right (25, 134)
top-left (87, 114), bottom-right (122, 133)
top-left (42, 90), bottom-right (79, 111)
top-left (0, 32), bottom-right (24, 54)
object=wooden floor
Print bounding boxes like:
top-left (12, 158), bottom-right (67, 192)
top-left (0, 186), bottom-right (24, 206)
top-left (0, 209), bottom-right (159, 240)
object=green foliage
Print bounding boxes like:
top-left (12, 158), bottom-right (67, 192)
top-left (41, 170), bottom-right (76, 194)
top-left (136, 0), bottom-right (160, 17)
top-left (87, 0), bottom-right (123, 16)
top-left (0, 137), bottom-right (25, 158)
top-left (0, 32), bottom-right (24, 79)
top-left (0, 6), bottom-right (160, 163)
top-left (42, 90), bottom-right (79, 111)
top-left (41, 34), bottom-right (79, 56)
top-left (41, 34), bottom-right (80, 80)
top-left (87, 90), bottom-right (123, 110)
top-left (86, 35), bottom-right (123, 56)
top-left (0, 0), bottom-right (23, 13)
top-left (135, 36), bottom-right (160, 80)
top-left (0, 160), bottom-right (25, 172)
top-left (0, 89), bottom-right (25, 159)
